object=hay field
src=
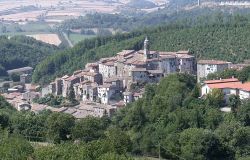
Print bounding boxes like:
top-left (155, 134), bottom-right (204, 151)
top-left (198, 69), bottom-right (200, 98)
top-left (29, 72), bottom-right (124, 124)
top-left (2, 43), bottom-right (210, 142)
top-left (27, 34), bottom-right (62, 46)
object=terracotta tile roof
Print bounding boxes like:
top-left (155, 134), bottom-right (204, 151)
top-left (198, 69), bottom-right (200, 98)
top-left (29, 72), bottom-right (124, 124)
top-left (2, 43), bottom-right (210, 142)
top-left (205, 78), bottom-right (250, 92)
top-left (117, 50), bottom-right (135, 56)
top-left (239, 82), bottom-right (250, 92)
top-left (207, 81), bottom-right (242, 89)
top-left (204, 78), bottom-right (240, 84)
top-left (198, 60), bottom-right (231, 65)
top-left (131, 60), bottom-right (146, 65)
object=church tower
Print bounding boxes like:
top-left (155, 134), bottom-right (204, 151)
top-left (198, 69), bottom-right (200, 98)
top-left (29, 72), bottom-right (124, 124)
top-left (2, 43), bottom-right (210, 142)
top-left (144, 37), bottom-right (149, 60)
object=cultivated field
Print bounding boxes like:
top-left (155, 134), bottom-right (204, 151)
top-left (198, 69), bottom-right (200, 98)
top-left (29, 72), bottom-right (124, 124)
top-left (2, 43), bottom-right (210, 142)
top-left (27, 34), bottom-right (62, 46)
top-left (0, 10), bottom-right (46, 22)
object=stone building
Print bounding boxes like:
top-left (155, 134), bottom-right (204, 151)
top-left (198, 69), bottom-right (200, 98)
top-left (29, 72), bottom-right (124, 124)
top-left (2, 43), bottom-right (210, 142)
top-left (98, 57), bottom-right (117, 80)
top-left (98, 84), bottom-right (117, 105)
top-left (7, 67), bottom-right (33, 76)
top-left (20, 74), bottom-right (32, 84)
top-left (197, 60), bottom-right (231, 82)
top-left (176, 53), bottom-right (196, 74)
top-left (74, 81), bottom-right (98, 102)
top-left (62, 76), bottom-right (81, 97)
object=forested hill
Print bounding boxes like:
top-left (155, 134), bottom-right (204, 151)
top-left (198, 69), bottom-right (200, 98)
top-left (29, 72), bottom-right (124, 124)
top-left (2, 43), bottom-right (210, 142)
top-left (33, 15), bottom-right (250, 85)
top-left (0, 36), bottom-right (59, 76)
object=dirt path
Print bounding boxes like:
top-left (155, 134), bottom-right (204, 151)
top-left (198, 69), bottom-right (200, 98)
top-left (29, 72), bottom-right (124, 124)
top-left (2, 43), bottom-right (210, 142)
top-left (62, 32), bottom-right (74, 47)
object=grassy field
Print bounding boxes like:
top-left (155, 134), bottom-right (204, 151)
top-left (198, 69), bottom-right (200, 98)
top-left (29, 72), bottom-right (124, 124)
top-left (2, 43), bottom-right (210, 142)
top-left (68, 33), bottom-right (95, 45)
top-left (20, 23), bottom-right (51, 32)
top-left (0, 32), bottom-right (50, 36)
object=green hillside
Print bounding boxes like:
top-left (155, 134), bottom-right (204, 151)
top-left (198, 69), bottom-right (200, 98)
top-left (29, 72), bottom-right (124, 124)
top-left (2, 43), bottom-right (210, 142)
top-left (0, 36), bottom-right (59, 77)
top-left (33, 15), bottom-right (250, 84)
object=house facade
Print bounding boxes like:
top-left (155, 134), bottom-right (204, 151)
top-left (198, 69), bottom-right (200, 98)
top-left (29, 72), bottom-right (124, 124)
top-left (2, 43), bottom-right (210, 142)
top-left (197, 60), bottom-right (231, 82)
top-left (201, 78), bottom-right (250, 102)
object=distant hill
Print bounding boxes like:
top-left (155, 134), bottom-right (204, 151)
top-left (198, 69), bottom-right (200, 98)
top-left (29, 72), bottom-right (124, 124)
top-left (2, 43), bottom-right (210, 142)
top-left (0, 36), bottom-right (59, 77)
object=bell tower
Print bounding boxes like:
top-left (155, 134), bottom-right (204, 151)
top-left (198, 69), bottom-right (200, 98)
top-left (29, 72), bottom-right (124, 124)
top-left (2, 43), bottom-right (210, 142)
top-left (144, 37), bottom-right (149, 60)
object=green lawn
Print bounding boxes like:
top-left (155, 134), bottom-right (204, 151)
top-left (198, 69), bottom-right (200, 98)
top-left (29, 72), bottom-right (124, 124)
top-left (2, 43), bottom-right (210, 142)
top-left (68, 33), bottom-right (95, 45)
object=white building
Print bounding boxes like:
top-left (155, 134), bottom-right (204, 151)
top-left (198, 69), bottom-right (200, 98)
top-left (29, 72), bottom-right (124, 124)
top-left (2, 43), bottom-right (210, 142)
top-left (124, 91), bottom-right (133, 105)
top-left (201, 78), bottom-right (250, 102)
top-left (197, 60), bottom-right (231, 82)
top-left (98, 84), bottom-right (116, 104)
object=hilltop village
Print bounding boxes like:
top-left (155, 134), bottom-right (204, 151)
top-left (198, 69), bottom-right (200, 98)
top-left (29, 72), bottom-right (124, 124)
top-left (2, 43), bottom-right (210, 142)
top-left (1, 38), bottom-right (250, 118)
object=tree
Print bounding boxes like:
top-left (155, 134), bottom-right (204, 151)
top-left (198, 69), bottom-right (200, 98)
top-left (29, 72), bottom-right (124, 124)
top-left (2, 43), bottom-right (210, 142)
top-left (237, 101), bottom-right (250, 126)
top-left (231, 127), bottom-right (250, 157)
top-left (72, 116), bottom-right (108, 142)
top-left (0, 112), bottom-right (10, 129)
top-left (33, 143), bottom-right (89, 160)
top-left (0, 135), bottom-right (34, 160)
top-left (10, 73), bottom-right (21, 82)
top-left (179, 128), bottom-right (234, 160)
top-left (97, 28), bottom-right (112, 37)
top-left (191, 84), bottom-right (200, 98)
top-left (46, 112), bottom-right (75, 143)
top-left (204, 108), bottom-right (223, 130)
top-left (98, 152), bottom-right (134, 160)
top-left (104, 127), bottom-right (131, 155)
top-left (229, 95), bottom-right (241, 113)
top-left (1, 26), bottom-right (6, 33)
top-left (206, 89), bottom-right (224, 107)
top-left (11, 112), bottom-right (47, 141)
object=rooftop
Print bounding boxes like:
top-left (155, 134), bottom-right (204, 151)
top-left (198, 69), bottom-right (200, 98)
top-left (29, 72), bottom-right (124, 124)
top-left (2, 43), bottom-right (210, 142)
top-left (65, 76), bottom-right (80, 81)
top-left (198, 60), bottom-right (231, 65)
top-left (204, 78), bottom-right (250, 92)
top-left (177, 54), bottom-right (194, 59)
top-left (117, 50), bottom-right (135, 56)
top-left (204, 78), bottom-right (239, 84)
top-left (7, 67), bottom-right (33, 74)
top-left (61, 75), bottom-right (69, 79)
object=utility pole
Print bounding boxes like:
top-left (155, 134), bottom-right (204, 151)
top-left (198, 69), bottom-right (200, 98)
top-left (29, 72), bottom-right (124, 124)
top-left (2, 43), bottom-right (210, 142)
top-left (198, 0), bottom-right (200, 6)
